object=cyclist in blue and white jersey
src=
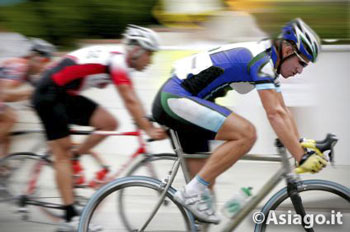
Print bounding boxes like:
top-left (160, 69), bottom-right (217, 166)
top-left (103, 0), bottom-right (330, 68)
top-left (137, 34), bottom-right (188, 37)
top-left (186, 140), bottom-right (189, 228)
top-left (152, 18), bottom-right (324, 223)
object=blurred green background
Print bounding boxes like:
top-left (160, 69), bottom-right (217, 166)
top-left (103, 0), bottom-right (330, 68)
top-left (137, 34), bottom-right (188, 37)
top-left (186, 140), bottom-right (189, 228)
top-left (251, 1), bottom-right (349, 43)
top-left (0, 0), bottom-right (348, 48)
top-left (0, 0), bottom-right (158, 47)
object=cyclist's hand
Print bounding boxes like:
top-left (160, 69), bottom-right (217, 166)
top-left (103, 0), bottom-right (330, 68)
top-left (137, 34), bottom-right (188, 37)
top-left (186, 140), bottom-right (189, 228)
top-left (146, 127), bottom-right (167, 140)
top-left (295, 149), bottom-right (328, 174)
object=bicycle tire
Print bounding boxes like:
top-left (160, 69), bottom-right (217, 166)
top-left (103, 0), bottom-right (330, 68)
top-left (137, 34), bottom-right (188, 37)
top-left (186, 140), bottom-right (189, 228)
top-left (0, 152), bottom-right (52, 202)
top-left (0, 152), bottom-right (66, 221)
top-left (254, 179), bottom-right (350, 232)
top-left (126, 153), bottom-right (179, 180)
top-left (79, 176), bottom-right (197, 232)
top-left (121, 153), bottom-right (183, 230)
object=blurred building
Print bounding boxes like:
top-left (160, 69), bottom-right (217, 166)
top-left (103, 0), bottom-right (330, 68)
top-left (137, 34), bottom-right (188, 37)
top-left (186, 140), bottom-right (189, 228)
top-left (153, 0), bottom-right (267, 43)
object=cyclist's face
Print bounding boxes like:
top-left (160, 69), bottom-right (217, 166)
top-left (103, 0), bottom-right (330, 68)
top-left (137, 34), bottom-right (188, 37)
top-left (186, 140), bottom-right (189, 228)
top-left (130, 48), bottom-right (153, 71)
top-left (280, 51), bottom-right (309, 78)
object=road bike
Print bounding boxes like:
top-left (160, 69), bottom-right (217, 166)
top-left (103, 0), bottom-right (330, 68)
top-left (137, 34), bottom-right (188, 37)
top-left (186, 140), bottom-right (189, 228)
top-left (0, 127), bottom-right (175, 226)
top-left (78, 128), bottom-right (350, 232)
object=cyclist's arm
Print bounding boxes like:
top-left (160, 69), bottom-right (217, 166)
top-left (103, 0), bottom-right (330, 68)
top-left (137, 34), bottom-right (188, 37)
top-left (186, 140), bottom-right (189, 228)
top-left (276, 92), bottom-right (300, 139)
top-left (258, 89), bottom-right (304, 161)
top-left (0, 80), bottom-right (32, 102)
top-left (116, 84), bottom-right (154, 132)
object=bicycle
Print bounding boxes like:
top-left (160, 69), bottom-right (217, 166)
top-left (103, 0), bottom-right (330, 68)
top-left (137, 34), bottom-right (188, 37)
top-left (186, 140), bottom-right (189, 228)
top-left (78, 127), bottom-right (350, 232)
top-left (0, 127), bottom-right (175, 226)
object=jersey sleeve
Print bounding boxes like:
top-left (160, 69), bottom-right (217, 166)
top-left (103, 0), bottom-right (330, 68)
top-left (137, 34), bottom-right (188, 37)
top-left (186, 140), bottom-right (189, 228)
top-left (248, 52), bottom-right (279, 91)
top-left (109, 55), bottom-right (132, 86)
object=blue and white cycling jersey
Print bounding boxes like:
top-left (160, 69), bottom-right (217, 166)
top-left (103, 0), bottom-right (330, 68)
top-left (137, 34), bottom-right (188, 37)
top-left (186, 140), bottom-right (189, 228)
top-left (152, 40), bottom-right (281, 141)
top-left (171, 39), bottom-right (280, 101)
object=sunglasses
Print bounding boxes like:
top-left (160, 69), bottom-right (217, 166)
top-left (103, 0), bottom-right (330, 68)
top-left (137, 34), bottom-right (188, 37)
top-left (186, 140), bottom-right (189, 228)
top-left (294, 51), bottom-right (308, 68)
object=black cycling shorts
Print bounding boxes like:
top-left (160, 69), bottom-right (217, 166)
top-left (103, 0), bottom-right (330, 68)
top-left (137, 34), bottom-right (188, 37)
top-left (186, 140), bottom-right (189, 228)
top-left (152, 84), bottom-right (210, 153)
top-left (32, 77), bottom-right (98, 141)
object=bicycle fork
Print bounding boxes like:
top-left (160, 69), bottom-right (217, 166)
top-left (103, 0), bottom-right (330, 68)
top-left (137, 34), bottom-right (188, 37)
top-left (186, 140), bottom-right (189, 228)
top-left (287, 176), bottom-right (314, 232)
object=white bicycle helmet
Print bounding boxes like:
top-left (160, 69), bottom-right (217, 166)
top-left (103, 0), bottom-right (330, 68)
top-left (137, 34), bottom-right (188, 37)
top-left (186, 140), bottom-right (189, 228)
top-left (123, 25), bottom-right (160, 52)
top-left (280, 18), bottom-right (321, 62)
top-left (30, 38), bottom-right (56, 57)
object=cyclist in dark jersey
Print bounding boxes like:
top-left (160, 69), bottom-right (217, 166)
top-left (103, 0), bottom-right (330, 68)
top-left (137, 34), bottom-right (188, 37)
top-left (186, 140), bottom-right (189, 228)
top-left (152, 18), bottom-right (324, 223)
top-left (32, 25), bottom-right (166, 231)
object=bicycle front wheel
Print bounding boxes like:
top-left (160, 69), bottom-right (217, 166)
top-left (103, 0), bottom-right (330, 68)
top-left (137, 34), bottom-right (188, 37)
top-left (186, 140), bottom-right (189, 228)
top-left (79, 176), bottom-right (197, 232)
top-left (0, 152), bottom-right (64, 221)
top-left (0, 153), bottom-right (54, 202)
top-left (255, 179), bottom-right (350, 232)
top-left (126, 153), bottom-right (185, 187)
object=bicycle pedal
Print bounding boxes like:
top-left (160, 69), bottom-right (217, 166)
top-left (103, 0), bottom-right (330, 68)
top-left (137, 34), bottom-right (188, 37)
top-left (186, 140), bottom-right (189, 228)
top-left (74, 183), bottom-right (88, 188)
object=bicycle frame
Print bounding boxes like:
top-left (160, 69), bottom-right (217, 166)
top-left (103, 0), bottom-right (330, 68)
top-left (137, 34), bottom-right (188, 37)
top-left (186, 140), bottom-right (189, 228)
top-left (89, 129), bottom-right (150, 183)
top-left (11, 128), bottom-right (150, 180)
top-left (136, 128), bottom-right (301, 232)
top-left (222, 142), bottom-right (294, 231)
top-left (7, 128), bottom-right (152, 210)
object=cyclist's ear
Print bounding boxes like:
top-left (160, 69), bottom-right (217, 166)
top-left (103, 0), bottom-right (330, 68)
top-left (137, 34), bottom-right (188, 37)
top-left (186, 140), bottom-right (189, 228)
top-left (282, 43), bottom-right (294, 56)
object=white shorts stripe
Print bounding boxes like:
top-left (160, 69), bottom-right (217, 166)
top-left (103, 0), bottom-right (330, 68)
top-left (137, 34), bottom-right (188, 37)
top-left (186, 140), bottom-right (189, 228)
top-left (167, 98), bottom-right (226, 132)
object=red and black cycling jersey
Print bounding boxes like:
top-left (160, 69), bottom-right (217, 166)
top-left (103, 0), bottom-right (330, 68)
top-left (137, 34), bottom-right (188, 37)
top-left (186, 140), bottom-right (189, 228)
top-left (49, 45), bottom-right (133, 96)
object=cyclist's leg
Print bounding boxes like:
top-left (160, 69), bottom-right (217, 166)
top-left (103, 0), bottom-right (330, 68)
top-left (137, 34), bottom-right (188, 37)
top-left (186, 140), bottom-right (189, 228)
top-left (70, 100), bottom-right (118, 155)
top-left (176, 130), bottom-right (216, 188)
top-left (32, 80), bottom-right (79, 222)
top-left (153, 86), bottom-right (256, 184)
top-left (88, 150), bottom-right (108, 167)
top-left (199, 112), bottom-right (256, 183)
top-left (0, 106), bottom-right (17, 157)
top-left (49, 136), bottom-right (75, 205)
top-left (66, 96), bottom-right (115, 187)
top-left (152, 82), bottom-right (256, 223)
top-left (152, 87), bottom-right (230, 222)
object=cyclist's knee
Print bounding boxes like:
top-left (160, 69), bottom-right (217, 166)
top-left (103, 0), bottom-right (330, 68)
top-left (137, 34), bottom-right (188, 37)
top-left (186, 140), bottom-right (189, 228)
top-left (216, 116), bottom-right (256, 144)
top-left (240, 122), bottom-right (257, 145)
top-left (90, 108), bottom-right (118, 131)
top-left (50, 138), bottom-right (73, 159)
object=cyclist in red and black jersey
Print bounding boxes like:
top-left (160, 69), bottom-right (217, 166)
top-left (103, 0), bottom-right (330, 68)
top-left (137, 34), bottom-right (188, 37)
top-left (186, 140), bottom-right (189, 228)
top-left (32, 25), bottom-right (166, 231)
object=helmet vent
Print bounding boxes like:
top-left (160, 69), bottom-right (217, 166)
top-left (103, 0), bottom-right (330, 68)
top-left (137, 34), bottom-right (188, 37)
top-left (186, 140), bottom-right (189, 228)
top-left (305, 33), bottom-right (311, 42)
top-left (296, 21), bottom-right (303, 32)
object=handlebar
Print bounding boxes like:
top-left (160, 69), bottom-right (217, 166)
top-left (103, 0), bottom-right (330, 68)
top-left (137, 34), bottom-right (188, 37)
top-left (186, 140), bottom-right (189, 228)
top-left (295, 133), bottom-right (337, 174)
top-left (276, 133), bottom-right (338, 172)
top-left (300, 133), bottom-right (338, 163)
top-left (314, 133), bottom-right (338, 156)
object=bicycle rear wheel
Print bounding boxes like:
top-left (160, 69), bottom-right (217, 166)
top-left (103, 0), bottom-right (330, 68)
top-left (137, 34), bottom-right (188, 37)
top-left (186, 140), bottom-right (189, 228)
top-left (79, 176), bottom-right (197, 232)
top-left (255, 180), bottom-right (350, 232)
